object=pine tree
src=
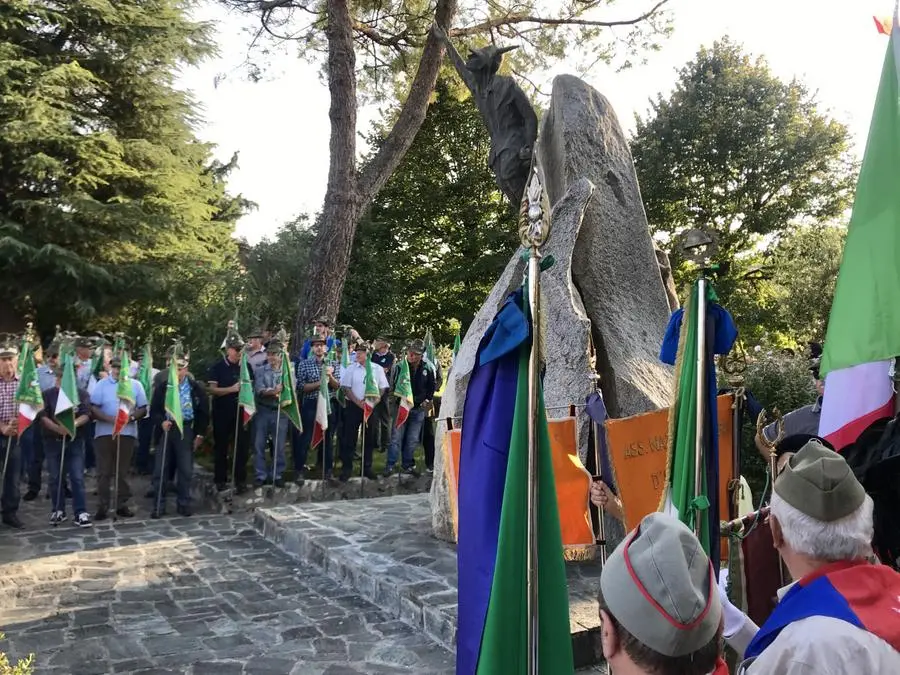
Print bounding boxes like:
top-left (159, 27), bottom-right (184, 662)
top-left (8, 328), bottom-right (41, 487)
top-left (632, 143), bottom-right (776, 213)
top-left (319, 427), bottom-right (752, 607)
top-left (0, 0), bottom-right (249, 332)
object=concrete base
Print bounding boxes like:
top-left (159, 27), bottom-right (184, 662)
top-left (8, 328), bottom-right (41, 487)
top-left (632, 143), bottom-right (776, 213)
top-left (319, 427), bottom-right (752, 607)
top-left (254, 494), bottom-right (605, 669)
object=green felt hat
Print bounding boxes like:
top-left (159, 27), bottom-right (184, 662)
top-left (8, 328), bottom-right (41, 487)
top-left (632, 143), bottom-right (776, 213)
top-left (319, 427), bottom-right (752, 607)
top-left (600, 513), bottom-right (721, 658)
top-left (774, 439), bottom-right (866, 522)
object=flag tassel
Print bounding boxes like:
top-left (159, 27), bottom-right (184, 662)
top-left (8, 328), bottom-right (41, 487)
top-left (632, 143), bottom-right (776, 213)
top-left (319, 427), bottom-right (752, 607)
top-left (694, 276), bottom-right (708, 538)
top-left (54, 436), bottom-right (68, 525)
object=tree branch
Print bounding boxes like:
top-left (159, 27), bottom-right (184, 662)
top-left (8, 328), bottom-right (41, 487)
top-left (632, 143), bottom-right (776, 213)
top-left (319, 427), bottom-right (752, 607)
top-left (356, 0), bottom-right (459, 204)
top-left (449, 0), bottom-right (671, 37)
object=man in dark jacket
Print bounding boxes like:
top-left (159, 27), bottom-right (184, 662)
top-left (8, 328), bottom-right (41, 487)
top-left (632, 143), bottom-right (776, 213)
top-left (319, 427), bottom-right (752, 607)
top-left (149, 351), bottom-right (209, 518)
top-left (384, 339), bottom-right (435, 478)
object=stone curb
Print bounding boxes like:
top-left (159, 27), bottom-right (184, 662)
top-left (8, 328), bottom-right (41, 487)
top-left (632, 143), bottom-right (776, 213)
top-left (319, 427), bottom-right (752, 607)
top-left (254, 496), bottom-right (604, 668)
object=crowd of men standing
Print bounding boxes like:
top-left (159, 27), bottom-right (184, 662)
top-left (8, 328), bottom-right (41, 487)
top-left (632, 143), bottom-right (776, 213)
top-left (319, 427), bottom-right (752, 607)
top-left (0, 318), bottom-right (443, 530)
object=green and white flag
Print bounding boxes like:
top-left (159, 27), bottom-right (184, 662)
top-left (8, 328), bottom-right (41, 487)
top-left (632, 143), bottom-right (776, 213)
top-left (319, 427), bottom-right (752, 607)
top-left (55, 353), bottom-right (79, 438)
top-left (164, 358), bottom-right (184, 435)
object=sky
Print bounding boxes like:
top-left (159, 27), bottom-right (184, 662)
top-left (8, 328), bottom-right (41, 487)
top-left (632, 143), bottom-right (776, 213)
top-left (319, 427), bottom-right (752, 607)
top-left (176, 0), bottom-right (891, 244)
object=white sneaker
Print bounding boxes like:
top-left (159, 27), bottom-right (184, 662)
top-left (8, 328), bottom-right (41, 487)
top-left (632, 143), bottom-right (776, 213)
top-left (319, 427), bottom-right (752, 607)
top-left (49, 510), bottom-right (67, 525)
top-left (73, 512), bottom-right (93, 528)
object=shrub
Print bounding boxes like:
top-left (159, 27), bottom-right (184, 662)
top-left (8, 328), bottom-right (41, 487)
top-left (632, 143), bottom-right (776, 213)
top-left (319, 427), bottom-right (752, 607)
top-left (0, 633), bottom-right (33, 675)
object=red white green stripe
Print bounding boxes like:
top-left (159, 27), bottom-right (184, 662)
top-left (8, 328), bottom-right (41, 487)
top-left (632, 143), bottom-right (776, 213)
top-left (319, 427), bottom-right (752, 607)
top-left (819, 8), bottom-right (900, 449)
top-left (311, 361), bottom-right (331, 448)
top-left (394, 357), bottom-right (414, 428)
top-left (16, 346), bottom-right (43, 435)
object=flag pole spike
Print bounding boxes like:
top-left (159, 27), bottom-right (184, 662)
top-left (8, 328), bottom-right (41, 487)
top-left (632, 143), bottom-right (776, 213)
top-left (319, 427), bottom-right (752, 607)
top-left (522, 166), bottom-right (550, 675)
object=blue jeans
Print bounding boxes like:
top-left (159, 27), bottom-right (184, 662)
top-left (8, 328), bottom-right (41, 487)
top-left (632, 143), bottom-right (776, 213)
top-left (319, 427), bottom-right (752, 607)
top-left (152, 426), bottom-right (194, 510)
top-left (387, 407), bottom-right (425, 469)
top-left (0, 435), bottom-right (21, 515)
top-left (44, 436), bottom-right (87, 515)
top-left (253, 407), bottom-right (287, 481)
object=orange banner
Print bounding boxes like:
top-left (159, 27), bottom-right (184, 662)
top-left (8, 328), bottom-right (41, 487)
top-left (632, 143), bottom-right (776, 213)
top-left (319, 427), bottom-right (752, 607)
top-left (604, 394), bottom-right (735, 532)
top-left (443, 418), bottom-right (593, 550)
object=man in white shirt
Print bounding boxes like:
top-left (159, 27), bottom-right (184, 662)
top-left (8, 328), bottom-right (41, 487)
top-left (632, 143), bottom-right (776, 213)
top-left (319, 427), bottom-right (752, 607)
top-left (339, 341), bottom-right (388, 482)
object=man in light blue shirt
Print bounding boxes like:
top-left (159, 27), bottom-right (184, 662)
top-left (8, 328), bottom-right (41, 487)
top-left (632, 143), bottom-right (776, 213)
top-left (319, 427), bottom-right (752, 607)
top-left (90, 356), bottom-right (147, 521)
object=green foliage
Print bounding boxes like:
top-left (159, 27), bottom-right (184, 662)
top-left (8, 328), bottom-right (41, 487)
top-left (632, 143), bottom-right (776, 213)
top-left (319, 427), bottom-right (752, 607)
top-left (0, 633), bottom-right (33, 675)
top-left (734, 351), bottom-right (818, 501)
top-left (0, 0), bottom-right (249, 341)
top-left (339, 78), bottom-right (519, 345)
top-left (632, 38), bottom-right (857, 303)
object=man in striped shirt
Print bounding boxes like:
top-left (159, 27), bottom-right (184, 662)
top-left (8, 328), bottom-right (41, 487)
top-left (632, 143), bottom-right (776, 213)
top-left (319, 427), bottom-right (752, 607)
top-left (0, 340), bottom-right (22, 528)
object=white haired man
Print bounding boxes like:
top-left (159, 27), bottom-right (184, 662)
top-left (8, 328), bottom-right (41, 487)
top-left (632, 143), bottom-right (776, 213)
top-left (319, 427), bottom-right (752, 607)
top-left (720, 440), bottom-right (900, 673)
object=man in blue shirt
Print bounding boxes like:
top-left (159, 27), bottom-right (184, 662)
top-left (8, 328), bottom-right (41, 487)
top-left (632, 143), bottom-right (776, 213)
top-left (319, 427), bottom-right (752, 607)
top-left (149, 350), bottom-right (208, 518)
top-left (297, 317), bottom-right (336, 360)
top-left (253, 341), bottom-right (288, 486)
top-left (89, 355), bottom-right (148, 521)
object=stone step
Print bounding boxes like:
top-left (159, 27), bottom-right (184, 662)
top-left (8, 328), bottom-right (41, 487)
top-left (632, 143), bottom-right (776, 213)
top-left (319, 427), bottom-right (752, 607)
top-left (254, 493), bottom-right (605, 669)
top-left (203, 472), bottom-right (433, 515)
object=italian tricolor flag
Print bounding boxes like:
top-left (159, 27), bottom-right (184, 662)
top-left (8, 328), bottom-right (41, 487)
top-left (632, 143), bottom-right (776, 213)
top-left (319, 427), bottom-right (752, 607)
top-left (311, 361), bottom-right (331, 448)
top-left (112, 353), bottom-right (135, 437)
top-left (818, 9), bottom-right (900, 449)
top-left (55, 353), bottom-right (79, 438)
top-left (394, 358), bottom-right (414, 428)
top-left (16, 346), bottom-right (43, 435)
top-left (238, 352), bottom-right (256, 427)
top-left (363, 355), bottom-right (380, 424)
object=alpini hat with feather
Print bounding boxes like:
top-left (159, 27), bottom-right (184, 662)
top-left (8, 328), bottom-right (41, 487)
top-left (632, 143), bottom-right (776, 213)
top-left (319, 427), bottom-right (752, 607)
top-left (166, 340), bottom-right (190, 367)
top-left (221, 320), bottom-right (245, 351)
top-left (266, 326), bottom-right (290, 355)
top-left (0, 334), bottom-right (19, 359)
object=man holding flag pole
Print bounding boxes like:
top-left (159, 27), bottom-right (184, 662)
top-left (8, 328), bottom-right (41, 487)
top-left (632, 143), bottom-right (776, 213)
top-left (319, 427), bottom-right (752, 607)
top-left (90, 351), bottom-right (147, 522)
top-left (339, 340), bottom-right (387, 483)
top-left (149, 343), bottom-right (208, 518)
top-left (39, 347), bottom-right (93, 527)
top-left (0, 337), bottom-right (24, 529)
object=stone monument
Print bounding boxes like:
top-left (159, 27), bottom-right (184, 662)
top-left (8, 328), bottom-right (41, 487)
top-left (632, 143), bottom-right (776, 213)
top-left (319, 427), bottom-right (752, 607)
top-left (431, 74), bottom-right (675, 543)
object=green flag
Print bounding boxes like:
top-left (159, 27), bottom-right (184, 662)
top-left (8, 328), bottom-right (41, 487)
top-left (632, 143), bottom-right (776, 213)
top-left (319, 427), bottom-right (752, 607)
top-left (164, 358), bottom-right (184, 435)
top-left (16, 341), bottom-right (28, 379)
top-left (423, 328), bottom-right (437, 374)
top-left (238, 352), bottom-right (256, 427)
top-left (279, 354), bottom-right (303, 431)
top-left (16, 347), bottom-right (44, 434)
top-left (341, 337), bottom-right (351, 369)
top-left (475, 304), bottom-right (574, 674)
top-left (112, 352), bottom-right (135, 437)
top-left (453, 330), bottom-right (461, 360)
top-left (393, 357), bottom-right (414, 428)
top-left (363, 355), bottom-right (380, 423)
top-left (660, 281), bottom-right (710, 554)
top-left (55, 353), bottom-right (79, 438)
top-left (137, 343), bottom-right (153, 397)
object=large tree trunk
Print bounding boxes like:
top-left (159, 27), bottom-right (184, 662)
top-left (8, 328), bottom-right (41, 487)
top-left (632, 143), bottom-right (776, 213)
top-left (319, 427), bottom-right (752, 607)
top-left (294, 0), bottom-right (459, 348)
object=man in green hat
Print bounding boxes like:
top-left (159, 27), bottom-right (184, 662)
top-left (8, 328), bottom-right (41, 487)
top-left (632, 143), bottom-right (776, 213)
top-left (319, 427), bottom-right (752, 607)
top-left (245, 327), bottom-right (268, 374)
top-left (149, 348), bottom-right (208, 518)
top-left (23, 337), bottom-right (61, 502)
top-left (298, 317), bottom-right (336, 361)
top-left (252, 338), bottom-right (288, 486)
top-left (599, 512), bottom-right (724, 675)
top-left (293, 328), bottom-right (341, 482)
top-left (371, 336), bottom-right (395, 452)
top-left (206, 327), bottom-right (251, 493)
top-left (0, 339), bottom-right (22, 528)
top-left (383, 338), bottom-right (434, 478)
top-left (720, 440), bottom-right (900, 673)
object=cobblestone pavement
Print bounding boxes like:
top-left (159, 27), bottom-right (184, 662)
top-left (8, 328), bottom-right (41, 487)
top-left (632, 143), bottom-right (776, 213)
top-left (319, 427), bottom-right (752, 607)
top-left (0, 505), bottom-right (455, 674)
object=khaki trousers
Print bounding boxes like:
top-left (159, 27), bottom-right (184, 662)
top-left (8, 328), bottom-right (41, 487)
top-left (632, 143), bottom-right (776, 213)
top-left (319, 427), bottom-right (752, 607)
top-left (95, 435), bottom-right (134, 510)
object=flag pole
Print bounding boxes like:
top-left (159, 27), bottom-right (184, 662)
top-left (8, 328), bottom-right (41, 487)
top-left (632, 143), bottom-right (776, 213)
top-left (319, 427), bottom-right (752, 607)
top-left (156, 428), bottom-right (170, 517)
top-left (272, 401), bottom-right (282, 494)
top-left (54, 435), bottom-right (68, 525)
top-left (693, 275), bottom-right (707, 538)
top-left (360, 417), bottom-right (366, 498)
top-left (231, 398), bottom-right (241, 494)
top-left (112, 434), bottom-right (122, 522)
top-left (523, 168), bottom-right (550, 675)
